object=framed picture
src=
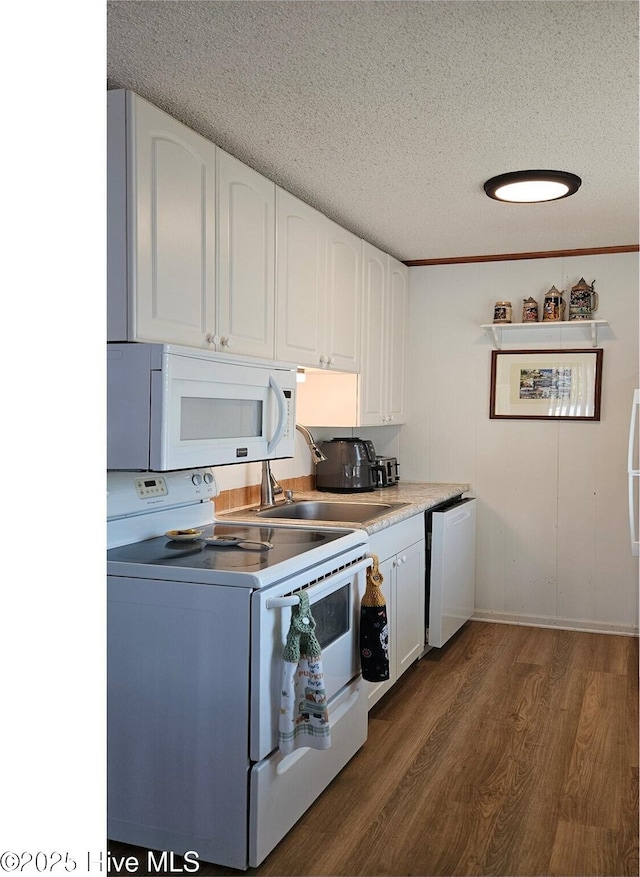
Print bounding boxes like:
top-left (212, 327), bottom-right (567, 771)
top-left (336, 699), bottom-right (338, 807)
top-left (490, 348), bottom-right (603, 421)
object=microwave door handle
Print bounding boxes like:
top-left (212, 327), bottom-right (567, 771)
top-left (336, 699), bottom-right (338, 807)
top-left (628, 390), bottom-right (640, 556)
top-left (267, 375), bottom-right (287, 455)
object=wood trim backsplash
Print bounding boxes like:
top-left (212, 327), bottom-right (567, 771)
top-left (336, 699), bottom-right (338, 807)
top-left (215, 475), bottom-right (316, 513)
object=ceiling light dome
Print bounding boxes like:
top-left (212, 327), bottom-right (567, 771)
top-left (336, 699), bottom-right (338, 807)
top-left (484, 170), bottom-right (582, 203)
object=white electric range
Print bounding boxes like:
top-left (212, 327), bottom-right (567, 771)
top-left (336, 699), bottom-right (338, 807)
top-left (107, 468), bottom-right (370, 870)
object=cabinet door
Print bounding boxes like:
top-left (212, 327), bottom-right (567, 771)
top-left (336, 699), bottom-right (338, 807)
top-left (386, 257), bottom-right (408, 425)
top-left (360, 243), bottom-right (388, 425)
top-left (217, 150), bottom-right (275, 359)
top-left (127, 92), bottom-right (216, 346)
top-left (275, 189), bottom-right (327, 368)
top-left (394, 540), bottom-right (426, 678)
top-left (325, 222), bottom-right (362, 372)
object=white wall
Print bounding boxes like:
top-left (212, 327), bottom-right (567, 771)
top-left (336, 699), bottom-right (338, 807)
top-left (403, 252), bottom-right (639, 634)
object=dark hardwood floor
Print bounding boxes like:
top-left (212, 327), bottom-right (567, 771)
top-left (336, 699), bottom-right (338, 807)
top-left (108, 621), bottom-right (639, 876)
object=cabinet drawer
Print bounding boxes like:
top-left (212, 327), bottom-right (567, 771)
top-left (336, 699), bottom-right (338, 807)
top-left (369, 513), bottom-right (424, 560)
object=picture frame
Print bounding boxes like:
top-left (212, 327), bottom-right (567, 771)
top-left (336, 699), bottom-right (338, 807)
top-left (490, 348), bottom-right (603, 421)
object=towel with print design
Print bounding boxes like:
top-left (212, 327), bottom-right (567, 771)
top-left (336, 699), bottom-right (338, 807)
top-left (360, 554), bottom-right (390, 682)
top-left (278, 591), bottom-right (331, 755)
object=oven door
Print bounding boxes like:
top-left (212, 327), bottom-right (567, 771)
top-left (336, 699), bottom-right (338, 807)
top-left (250, 556), bottom-right (370, 762)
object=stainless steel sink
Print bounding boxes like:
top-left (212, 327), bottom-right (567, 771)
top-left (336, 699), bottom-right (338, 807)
top-left (255, 500), bottom-right (407, 523)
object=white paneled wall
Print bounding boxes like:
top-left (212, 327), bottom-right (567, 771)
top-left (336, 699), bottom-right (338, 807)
top-left (404, 253), bottom-right (639, 634)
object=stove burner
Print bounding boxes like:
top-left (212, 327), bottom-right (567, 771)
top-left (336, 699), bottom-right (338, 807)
top-left (162, 541), bottom-right (205, 556)
top-left (108, 522), bottom-right (355, 580)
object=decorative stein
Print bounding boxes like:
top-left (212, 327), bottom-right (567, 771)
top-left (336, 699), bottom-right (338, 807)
top-left (522, 297), bottom-right (539, 322)
top-left (569, 277), bottom-right (598, 320)
top-left (493, 301), bottom-right (512, 323)
top-left (542, 285), bottom-right (566, 321)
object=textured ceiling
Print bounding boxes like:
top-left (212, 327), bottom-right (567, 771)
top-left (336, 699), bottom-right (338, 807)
top-left (106, 1), bottom-right (639, 262)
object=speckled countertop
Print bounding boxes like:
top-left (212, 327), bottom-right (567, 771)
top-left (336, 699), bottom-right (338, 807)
top-left (215, 482), bottom-right (471, 535)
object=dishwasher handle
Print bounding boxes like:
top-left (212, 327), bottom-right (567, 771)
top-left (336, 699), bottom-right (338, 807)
top-left (444, 504), bottom-right (473, 526)
top-left (628, 390), bottom-right (640, 557)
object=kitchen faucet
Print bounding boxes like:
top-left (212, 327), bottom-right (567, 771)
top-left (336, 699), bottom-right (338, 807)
top-left (260, 460), bottom-right (283, 508)
top-left (259, 425), bottom-right (326, 508)
top-left (296, 423), bottom-right (327, 464)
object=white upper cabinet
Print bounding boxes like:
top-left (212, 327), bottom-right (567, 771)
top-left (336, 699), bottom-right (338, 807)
top-left (216, 150), bottom-right (276, 358)
top-left (385, 255), bottom-right (408, 424)
top-left (276, 191), bottom-right (362, 372)
top-left (295, 244), bottom-right (408, 428)
top-left (108, 90), bottom-right (396, 380)
top-left (325, 221), bottom-right (362, 372)
top-left (360, 243), bottom-right (388, 424)
top-left (107, 90), bottom-right (217, 347)
top-left (275, 189), bottom-right (327, 367)
top-left (359, 244), bottom-right (408, 425)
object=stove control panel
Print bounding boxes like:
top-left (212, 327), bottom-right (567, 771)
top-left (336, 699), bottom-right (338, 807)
top-left (134, 475), bottom-right (168, 499)
top-left (107, 467), bottom-right (219, 520)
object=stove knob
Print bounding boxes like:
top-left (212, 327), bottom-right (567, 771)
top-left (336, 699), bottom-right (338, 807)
top-left (192, 473), bottom-right (203, 486)
top-left (203, 472), bottom-right (214, 485)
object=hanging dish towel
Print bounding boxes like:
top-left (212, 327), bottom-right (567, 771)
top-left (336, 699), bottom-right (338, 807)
top-left (278, 591), bottom-right (331, 755)
top-left (360, 554), bottom-right (390, 682)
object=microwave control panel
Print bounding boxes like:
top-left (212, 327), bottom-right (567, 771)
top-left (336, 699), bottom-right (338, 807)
top-left (284, 389), bottom-right (294, 440)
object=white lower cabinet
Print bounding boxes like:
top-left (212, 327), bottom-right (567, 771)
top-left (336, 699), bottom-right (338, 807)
top-left (362, 515), bottom-right (426, 709)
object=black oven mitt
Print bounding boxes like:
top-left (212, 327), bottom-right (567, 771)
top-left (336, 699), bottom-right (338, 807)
top-left (360, 555), bottom-right (390, 682)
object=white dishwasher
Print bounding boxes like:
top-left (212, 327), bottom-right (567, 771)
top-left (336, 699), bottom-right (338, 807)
top-left (425, 497), bottom-right (476, 649)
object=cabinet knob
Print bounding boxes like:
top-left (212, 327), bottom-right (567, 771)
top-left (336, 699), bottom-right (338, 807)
top-left (206, 333), bottom-right (220, 346)
top-left (221, 336), bottom-right (233, 348)
top-left (319, 355), bottom-right (328, 365)
top-left (329, 356), bottom-right (335, 366)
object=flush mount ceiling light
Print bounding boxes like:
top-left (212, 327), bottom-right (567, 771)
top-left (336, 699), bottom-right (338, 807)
top-left (484, 169), bottom-right (582, 203)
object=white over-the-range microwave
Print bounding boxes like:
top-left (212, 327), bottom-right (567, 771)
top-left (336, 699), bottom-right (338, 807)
top-left (107, 343), bottom-right (297, 470)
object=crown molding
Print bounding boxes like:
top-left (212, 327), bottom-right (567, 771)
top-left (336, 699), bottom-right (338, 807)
top-left (404, 244), bottom-right (639, 267)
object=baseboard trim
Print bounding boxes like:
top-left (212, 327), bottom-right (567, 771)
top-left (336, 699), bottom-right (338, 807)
top-left (471, 611), bottom-right (639, 637)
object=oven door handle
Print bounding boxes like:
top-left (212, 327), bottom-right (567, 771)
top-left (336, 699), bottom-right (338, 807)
top-left (265, 556), bottom-right (373, 609)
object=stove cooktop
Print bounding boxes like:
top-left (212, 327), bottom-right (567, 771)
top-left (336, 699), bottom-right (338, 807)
top-left (107, 522), bottom-right (367, 588)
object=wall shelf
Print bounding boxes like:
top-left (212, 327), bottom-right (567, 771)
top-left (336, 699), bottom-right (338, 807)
top-left (481, 319), bottom-right (609, 349)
